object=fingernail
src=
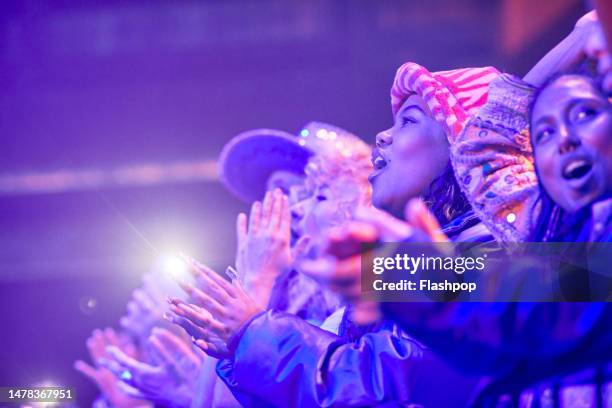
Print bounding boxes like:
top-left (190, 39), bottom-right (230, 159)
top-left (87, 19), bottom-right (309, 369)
top-left (225, 266), bottom-right (239, 281)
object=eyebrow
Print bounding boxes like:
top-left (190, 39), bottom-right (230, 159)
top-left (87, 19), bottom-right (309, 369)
top-left (534, 96), bottom-right (600, 128)
top-left (399, 105), bottom-right (426, 116)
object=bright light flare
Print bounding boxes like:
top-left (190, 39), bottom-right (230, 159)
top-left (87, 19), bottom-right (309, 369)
top-left (160, 253), bottom-right (189, 280)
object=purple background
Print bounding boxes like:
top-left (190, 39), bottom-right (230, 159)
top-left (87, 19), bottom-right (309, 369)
top-left (0, 0), bottom-right (586, 405)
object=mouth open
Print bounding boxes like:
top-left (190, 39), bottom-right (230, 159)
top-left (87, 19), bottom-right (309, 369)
top-left (562, 159), bottom-right (593, 181)
top-left (369, 148), bottom-right (388, 181)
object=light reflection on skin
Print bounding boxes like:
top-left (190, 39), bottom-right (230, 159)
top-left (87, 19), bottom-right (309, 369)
top-left (531, 75), bottom-right (612, 213)
top-left (370, 95), bottom-right (449, 218)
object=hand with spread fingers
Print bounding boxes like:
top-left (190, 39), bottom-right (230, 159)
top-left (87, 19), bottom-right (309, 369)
top-left (96, 327), bottom-right (202, 408)
top-left (235, 188), bottom-right (292, 306)
top-left (119, 278), bottom-right (167, 340)
top-left (166, 256), bottom-right (263, 359)
top-left (74, 327), bottom-right (150, 408)
top-left (299, 199), bottom-right (448, 324)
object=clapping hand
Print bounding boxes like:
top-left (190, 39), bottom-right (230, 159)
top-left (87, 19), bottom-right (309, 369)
top-left (74, 327), bottom-right (150, 408)
top-left (97, 327), bottom-right (202, 408)
top-left (165, 256), bottom-right (263, 360)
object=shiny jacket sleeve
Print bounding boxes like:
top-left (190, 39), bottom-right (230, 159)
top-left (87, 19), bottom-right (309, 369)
top-left (216, 310), bottom-right (424, 407)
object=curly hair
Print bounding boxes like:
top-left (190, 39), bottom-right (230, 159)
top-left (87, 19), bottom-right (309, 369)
top-left (422, 160), bottom-right (472, 227)
top-left (304, 151), bottom-right (372, 222)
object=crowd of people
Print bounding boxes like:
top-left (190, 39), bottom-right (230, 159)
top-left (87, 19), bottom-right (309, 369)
top-left (74, 9), bottom-right (612, 408)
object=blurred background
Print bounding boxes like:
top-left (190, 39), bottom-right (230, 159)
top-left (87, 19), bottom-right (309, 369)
top-left (0, 0), bottom-right (591, 405)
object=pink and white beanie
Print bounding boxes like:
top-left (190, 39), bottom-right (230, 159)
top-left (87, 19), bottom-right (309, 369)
top-left (390, 62), bottom-right (501, 142)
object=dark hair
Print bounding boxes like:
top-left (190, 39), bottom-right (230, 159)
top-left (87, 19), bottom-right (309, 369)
top-left (528, 62), bottom-right (606, 241)
top-left (423, 160), bottom-right (472, 227)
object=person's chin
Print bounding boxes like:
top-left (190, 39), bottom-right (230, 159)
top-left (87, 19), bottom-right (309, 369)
top-left (371, 182), bottom-right (394, 210)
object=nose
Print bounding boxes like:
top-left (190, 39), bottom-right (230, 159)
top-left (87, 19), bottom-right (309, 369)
top-left (375, 129), bottom-right (392, 148)
top-left (558, 124), bottom-right (581, 155)
top-left (291, 203), bottom-right (304, 221)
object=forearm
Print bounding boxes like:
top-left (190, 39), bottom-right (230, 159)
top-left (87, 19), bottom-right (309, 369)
top-left (523, 25), bottom-right (591, 87)
top-left (596, 0), bottom-right (612, 54)
top-left (217, 311), bottom-right (423, 407)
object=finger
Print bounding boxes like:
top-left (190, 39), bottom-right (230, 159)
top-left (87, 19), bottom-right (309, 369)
top-left (236, 213), bottom-right (248, 247)
top-left (354, 206), bottom-right (412, 239)
top-left (169, 302), bottom-right (226, 334)
top-left (291, 235), bottom-right (311, 261)
top-left (269, 189), bottom-right (284, 232)
top-left (174, 278), bottom-right (228, 315)
top-left (279, 194), bottom-right (291, 236)
top-left (87, 330), bottom-right (107, 361)
top-left (148, 335), bottom-right (176, 369)
top-left (352, 300), bottom-right (382, 326)
top-left (117, 381), bottom-right (148, 400)
top-left (405, 198), bottom-right (449, 242)
top-left (164, 311), bottom-right (210, 340)
top-left (126, 300), bottom-right (144, 317)
top-left (300, 256), bottom-right (362, 300)
top-left (324, 222), bottom-right (378, 260)
top-left (103, 327), bottom-right (121, 348)
top-left (194, 339), bottom-right (209, 353)
top-left (150, 329), bottom-right (199, 378)
top-left (301, 255), bottom-right (361, 285)
top-left (175, 264), bottom-right (227, 302)
top-left (177, 286), bottom-right (226, 318)
top-left (74, 360), bottom-right (99, 382)
top-left (96, 357), bottom-right (125, 379)
top-left (133, 289), bottom-right (158, 315)
top-left (105, 346), bottom-right (143, 374)
top-left (261, 190), bottom-right (274, 229)
top-left (184, 256), bottom-right (237, 298)
top-left (225, 266), bottom-right (240, 282)
top-left (168, 296), bottom-right (216, 322)
top-left (194, 338), bottom-right (222, 359)
top-left (299, 257), bottom-right (337, 283)
top-left (248, 201), bottom-right (262, 235)
top-left (119, 316), bottom-right (131, 330)
top-left (151, 327), bottom-right (191, 358)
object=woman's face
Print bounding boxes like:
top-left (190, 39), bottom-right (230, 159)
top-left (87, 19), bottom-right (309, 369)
top-left (290, 178), bottom-right (361, 241)
top-left (531, 75), bottom-right (612, 213)
top-left (369, 95), bottom-right (449, 217)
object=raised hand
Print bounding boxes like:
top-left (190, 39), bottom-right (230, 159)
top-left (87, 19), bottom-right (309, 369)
top-left (97, 327), bottom-right (202, 408)
top-left (166, 256), bottom-right (263, 359)
top-left (74, 328), bottom-right (150, 408)
top-left (580, 16), bottom-right (612, 91)
top-left (300, 199), bottom-right (449, 324)
top-left (235, 188), bottom-right (292, 304)
top-left (120, 277), bottom-right (167, 340)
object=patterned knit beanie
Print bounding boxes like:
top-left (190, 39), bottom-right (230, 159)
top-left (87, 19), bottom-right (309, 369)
top-left (391, 62), bottom-right (501, 142)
